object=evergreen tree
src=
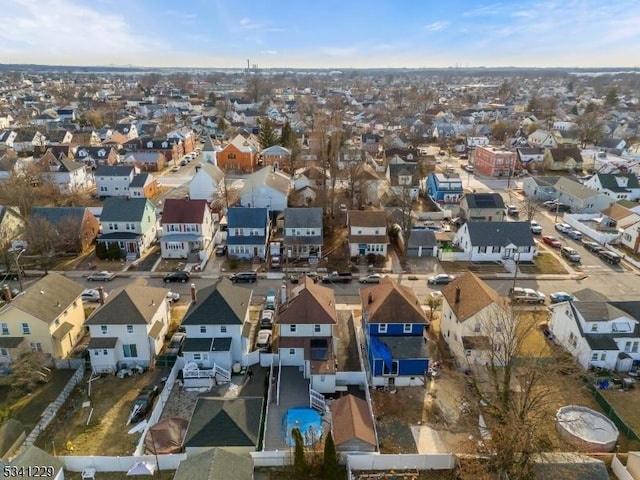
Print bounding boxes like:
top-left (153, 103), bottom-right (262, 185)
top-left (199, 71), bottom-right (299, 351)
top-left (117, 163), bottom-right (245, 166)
top-left (280, 121), bottom-right (296, 149)
top-left (258, 118), bottom-right (279, 149)
top-left (605, 86), bottom-right (619, 107)
top-left (107, 242), bottom-right (123, 260)
top-left (95, 242), bottom-right (107, 260)
top-left (292, 428), bottom-right (306, 479)
top-left (322, 431), bottom-right (340, 479)
top-left (216, 116), bottom-right (228, 134)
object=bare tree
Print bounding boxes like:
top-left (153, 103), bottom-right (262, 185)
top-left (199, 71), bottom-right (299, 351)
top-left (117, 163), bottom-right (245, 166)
top-left (574, 112), bottom-right (605, 148)
top-left (387, 185), bottom-right (415, 256)
top-left (522, 197), bottom-right (543, 222)
top-left (344, 163), bottom-right (372, 208)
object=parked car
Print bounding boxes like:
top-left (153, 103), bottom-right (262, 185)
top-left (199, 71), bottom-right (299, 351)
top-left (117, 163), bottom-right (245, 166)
top-left (560, 246), bottom-right (581, 263)
top-left (599, 251), bottom-right (622, 265)
top-left (427, 273), bottom-right (455, 285)
top-left (171, 165), bottom-right (180, 172)
top-left (81, 289), bottom-right (108, 302)
top-left (463, 164), bottom-right (474, 172)
top-left (180, 159), bottom-right (188, 166)
top-left (550, 292), bottom-right (574, 304)
top-left (265, 289), bottom-right (277, 310)
top-left (509, 287), bottom-right (546, 304)
top-left (543, 200), bottom-right (558, 209)
top-left (359, 273), bottom-right (383, 284)
top-left (87, 271), bottom-right (115, 281)
top-left (542, 328), bottom-right (555, 342)
top-left (230, 271), bottom-right (257, 283)
top-left (542, 236), bottom-right (561, 248)
top-left (530, 220), bottom-right (543, 235)
top-left (581, 240), bottom-right (603, 253)
top-left (256, 329), bottom-right (272, 350)
top-left (166, 291), bottom-right (180, 303)
top-left (459, 153), bottom-right (468, 159)
top-left (163, 271), bottom-right (191, 283)
top-left (567, 230), bottom-right (583, 240)
top-left (260, 310), bottom-right (275, 329)
top-left (215, 244), bottom-right (227, 256)
top-left (165, 332), bottom-right (186, 356)
top-left (506, 205), bottom-right (520, 218)
top-left (555, 223), bottom-right (571, 234)
top-left (131, 385), bottom-right (160, 422)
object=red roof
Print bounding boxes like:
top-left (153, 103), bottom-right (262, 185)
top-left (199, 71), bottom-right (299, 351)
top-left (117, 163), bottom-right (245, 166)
top-left (161, 198), bottom-right (209, 224)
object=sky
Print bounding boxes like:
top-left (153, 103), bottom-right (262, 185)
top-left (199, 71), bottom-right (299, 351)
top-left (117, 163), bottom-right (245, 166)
top-left (1, 0), bottom-right (639, 69)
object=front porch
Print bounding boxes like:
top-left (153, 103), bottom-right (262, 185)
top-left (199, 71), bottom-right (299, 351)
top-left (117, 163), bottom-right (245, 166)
top-left (160, 233), bottom-right (208, 259)
top-left (97, 232), bottom-right (143, 259)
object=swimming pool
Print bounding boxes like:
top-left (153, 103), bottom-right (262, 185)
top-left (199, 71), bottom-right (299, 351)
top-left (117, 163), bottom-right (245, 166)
top-left (282, 407), bottom-right (323, 447)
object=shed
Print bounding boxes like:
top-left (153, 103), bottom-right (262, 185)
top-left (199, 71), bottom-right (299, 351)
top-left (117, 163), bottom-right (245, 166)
top-left (330, 394), bottom-right (377, 453)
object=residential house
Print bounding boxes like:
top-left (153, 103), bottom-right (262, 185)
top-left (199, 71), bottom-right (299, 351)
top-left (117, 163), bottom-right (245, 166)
top-left (45, 129), bottom-right (73, 145)
top-left (12, 129), bottom-right (46, 153)
top-left (584, 173), bottom-right (640, 202)
top-left (122, 152), bottom-right (166, 172)
top-left (360, 277), bottom-right (429, 387)
top-left (37, 150), bottom-right (91, 193)
top-left (95, 165), bottom-right (135, 198)
top-left (386, 160), bottom-right (420, 201)
top-left (189, 163), bottom-right (225, 202)
top-left (183, 397), bottom-right (263, 456)
top-left (97, 197), bottom-right (157, 259)
top-left (85, 285), bottom-right (170, 373)
top-left (0, 130), bottom-right (17, 149)
top-left (528, 129), bottom-right (558, 149)
top-left (473, 146), bottom-right (517, 178)
top-left (173, 448), bottom-right (254, 480)
top-left (0, 273), bottom-right (85, 366)
top-left (543, 147), bottom-right (584, 172)
top-left (180, 280), bottom-right (252, 374)
top-left (347, 210), bottom-right (389, 257)
top-left (549, 290), bottom-right (640, 372)
top-left (453, 221), bottom-right (536, 262)
top-left (521, 175), bottom-right (565, 201)
top-left (459, 192), bottom-right (505, 222)
top-left (240, 166), bottom-right (291, 212)
top-left (426, 173), bottom-right (464, 207)
top-left (516, 147), bottom-right (544, 171)
top-left (440, 272), bottom-right (506, 365)
top-left (260, 145), bottom-right (291, 169)
top-left (136, 137), bottom-right (183, 162)
top-left (74, 146), bottom-right (119, 167)
top-left (0, 206), bottom-right (24, 249)
top-left (465, 136), bottom-right (490, 149)
top-left (597, 138), bottom-right (627, 154)
top-left (552, 129), bottom-right (580, 148)
top-left (551, 177), bottom-right (616, 213)
top-left (30, 206), bottom-right (100, 253)
top-left (160, 198), bottom-right (215, 259)
top-left (6, 446), bottom-right (64, 480)
top-left (113, 123), bottom-right (138, 140)
top-left (361, 133), bottom-right (382, 154)
top-left (330, 394), bottom-right (377, 454)
top-left (406, 229), bottom-right (438, 257)
top-left (128, 172), bottom-right (160, 199)
top-left (283, 207), bottom-right (323, 259)
top-left (217, 134), bottom-right (259, 172)
top-left (226, 207), bottom-right (270, 260)
top-left (276, 277), bottom-right (339, 393)
top-left (200, 135), bottom-right (219, 166)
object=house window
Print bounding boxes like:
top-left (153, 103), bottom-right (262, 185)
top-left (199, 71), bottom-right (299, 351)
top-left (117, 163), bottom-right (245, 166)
top-left (126, 325), bottom-right (133, 333)
top-left (289, 349), bottom-right (295, 355)
top-left (379, 324), bottom-right (388, 333)
top-left (0, 348), bottom-right (7, 357)
top-left (600, 353), bottom-right (606, 361)
top-left (200, 326), bottom-right (207, 334)
top-left (103, 349), bottom-right (108, 355)
top-left (93, 350), bottom-right (99, 356)
top-left (590, 324), bottom-right (598, 332)
top-left (591, 353), bottom-right (598, 362)
top-left (314, 325), bottom-right (321, 333)
top-left (101, 325), bottom-right (108, 334)
top-left (123, 344), bottom-right (138, 358)
top-left (30, 342), bottom-right (42, 352)
top-left (633, 342), bottom-right (639, 353)
top-left (22, 323), bottom-right (30, 335)
top-left (478, 246), bottom-right (487, 253)
top-left (625, 341), bottom-right (632, 353)
top-left (474, 323), bottom-right (481, 333)
top-left (290, 325), bottom-right (297, 333)
top-left (1, 323), bottom-right (8, 335)
top-left (228, 153), bottom-right (236, 159)
top-left (193, 353), bottom-right (202, 361)
top-left (403, 324), bottom-right (412, 333)
top-left (221, 326), bottom-right (227, 333)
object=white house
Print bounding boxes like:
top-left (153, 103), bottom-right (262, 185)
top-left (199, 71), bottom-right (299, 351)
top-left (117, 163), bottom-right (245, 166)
top-left (347, 210), bottom-right (389, 257)
top-left (95, 165), bottom-right (136, 198)
top-left (38, 150), bottom-right (92, 193)
top-left (226, 207), bottom-right (270, 260)
top-left (160, 198), bottom-right (215, 259)
top-left (527, 129), bottom-right (558, 149)
top-left (549, 290), bottom-right (640, 372)
top-left (200, 135), bottom-right (219, 166)
top-left (240, 167), bottom-right (291, 212)
top-left (584, 173), bottom-right (640, 202)
top-left (85, 285), bottom-right (170, 373)
top-left (452, 221), bottom-right (536, 262)
top-left (283, 207), bottom-right (323, 259)
top-left (180, 280), bottom-right (252, 375)
top-left (189, 163), bottom-right (224, 202)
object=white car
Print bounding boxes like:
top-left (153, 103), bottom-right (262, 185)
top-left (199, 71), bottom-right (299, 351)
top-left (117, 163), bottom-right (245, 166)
top-left (554, 223), bottom-right (571, 234)
top-left (256, 329), bottom-right (272, 350)
top-left (87, 271), bottom-right (115, 281)
top-left (530, 220), bottom-right (543, 235)
top-left (359, 273), bottom-right (383, 284)
top-left (81, 289), bottom-right (108, 302)
top-left (166, 291), bottom-right (180, 303)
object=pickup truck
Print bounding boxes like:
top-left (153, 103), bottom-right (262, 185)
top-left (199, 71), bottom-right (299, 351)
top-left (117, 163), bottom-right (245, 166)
top-left (321, 272), bottom-right (353, 284)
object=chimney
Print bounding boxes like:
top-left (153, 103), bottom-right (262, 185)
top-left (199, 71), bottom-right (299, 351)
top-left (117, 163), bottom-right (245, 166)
top-left (151, 299), bottom-right (155, 307)
top-left (190, 283), bottom-right (197, 303)
top-left (368, 292), bottom-right (373, 304)
top-left (98, 286), bottom-right (105, 304)
top-left (2, 284), bottom-right (12, 302)
top-left (455, 287), bottom-right (461, 304)
top-left (280, 283), bottom-right (287, 306)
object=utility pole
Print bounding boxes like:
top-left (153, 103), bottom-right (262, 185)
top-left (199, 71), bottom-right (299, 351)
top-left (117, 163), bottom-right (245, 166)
top-left (511, 252), bottom-right (520, 293)
top-left (13, 248), bottom-right (25, 292)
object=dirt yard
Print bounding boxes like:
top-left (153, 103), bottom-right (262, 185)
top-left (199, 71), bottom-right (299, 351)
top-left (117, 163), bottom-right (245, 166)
top-left (36, 370), bottom-right (168, 456)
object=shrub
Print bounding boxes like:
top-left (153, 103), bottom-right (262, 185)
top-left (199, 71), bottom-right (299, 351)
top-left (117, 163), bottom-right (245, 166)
top-left (95, 242), bottom-right (107, 260)
top-left (292, 427), bottom-right (306, 479)
top-left (322, 431), bottom-right (340, 479)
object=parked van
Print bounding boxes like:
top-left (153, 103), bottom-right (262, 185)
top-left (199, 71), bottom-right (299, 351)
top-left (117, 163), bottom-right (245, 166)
top-left (230, 271), bottom-right (257, 283)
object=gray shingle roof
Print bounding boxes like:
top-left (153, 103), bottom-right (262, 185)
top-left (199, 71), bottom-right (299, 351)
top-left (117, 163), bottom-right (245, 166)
top-left (129, 173), bottom-right (150, 188)
top-left (465, 221), bottom-right (534, 247)
top-left (596, 173), bottom-right (640, 192)
top-left (95, 165), bottom-right (134, 177)
top-left (100, 197), bottom-right (154, 222)
top-left (227, 207), bottom-right (268, 228)
top-left (463, 192), bottom-right (505, 209)
top-left (174, 448), bottom-right (254, 480)
top-left (284, 207), bottom-right (322, 229)
top-left (408, 229), bottom-right (437, 247)
top-left (85, 286), bottom-right (168, 325)
top-left (31, 206), bottom-right (86, 226)
top-left (182, 279), bottom-right (251, 326)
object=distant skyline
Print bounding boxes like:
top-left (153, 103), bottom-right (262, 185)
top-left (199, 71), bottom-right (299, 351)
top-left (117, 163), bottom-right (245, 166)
top-left (1, 0), bottom-right (639, 69)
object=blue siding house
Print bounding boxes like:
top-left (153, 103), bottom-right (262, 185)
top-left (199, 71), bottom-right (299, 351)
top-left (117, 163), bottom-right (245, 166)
top-left (226, 207), bottom-right (270, 260)
top-left (360, 277), bottom-right (429, 387)
top-left (426, 173), bottom-right (464, 206)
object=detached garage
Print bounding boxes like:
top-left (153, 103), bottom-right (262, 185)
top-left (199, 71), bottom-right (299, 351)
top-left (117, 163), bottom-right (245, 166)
top-left (330, 394), bottom-right (377, 453)
top-left (407, 229), bottom-right (437, 257)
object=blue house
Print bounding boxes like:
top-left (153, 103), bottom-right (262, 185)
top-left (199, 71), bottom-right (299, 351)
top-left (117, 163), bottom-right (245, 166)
top-left (226, 207), bottom-right (270, 260)
top-left (360, 277), bottom-right (429, 387)
top-left (426, 173), bottom-right (464, 206)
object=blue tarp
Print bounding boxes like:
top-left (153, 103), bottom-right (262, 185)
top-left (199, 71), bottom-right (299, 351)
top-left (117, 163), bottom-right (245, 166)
top-left (371, 336), bottom-right (393, 371)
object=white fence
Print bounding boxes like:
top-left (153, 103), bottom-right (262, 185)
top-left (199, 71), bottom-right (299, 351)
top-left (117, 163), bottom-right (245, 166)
top-left (133, 356), bottom-right (184, 456)
top-left (244, 349), bottom-right (260, 367)
top-left (25, 363), bottom-right (85, 446)
top-left (260, 361), bottom-right (275, 453)
top-left (260, 353), bottom-right (280, 367)
top-left (346, 453), bottom-right (456, 473)
top-left (438, 251), bottom-right (471, 262)
top-left (61, 453), bottom-right (186, 472)
top-left (336, 371), bottom-right (367, 387)
top-left (563, 214), bottom-right (621, 245)
top-left (611, 454), bottom-right (634, 480)
top-left (251, 450), bottom-right (292, 467)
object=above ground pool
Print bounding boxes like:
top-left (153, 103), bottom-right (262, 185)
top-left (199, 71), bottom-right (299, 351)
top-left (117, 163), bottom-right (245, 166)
top-left (282, 407), bottom-right (323, 447)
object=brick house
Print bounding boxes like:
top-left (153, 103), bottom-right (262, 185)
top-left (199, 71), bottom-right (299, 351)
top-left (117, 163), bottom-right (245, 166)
top-left (473, 145), bottom-right (517, 178)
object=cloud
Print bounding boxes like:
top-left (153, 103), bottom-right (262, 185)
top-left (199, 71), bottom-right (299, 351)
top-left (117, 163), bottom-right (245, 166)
top-left (238, 17), bottom-right (262, 29)
top-left (462, 3), bottom-right (504, 17)
top-left (424, 21), bottom-right (449, 32)
top-left (260, 50), bottom-right (277, 55)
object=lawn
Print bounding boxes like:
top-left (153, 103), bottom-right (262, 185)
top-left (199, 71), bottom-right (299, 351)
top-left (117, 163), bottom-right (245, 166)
top-left (441, 261), bottom-right (506, 274)
top-left (155, 258), bottom-right (189, 273)
top-left (519, 253), bottom-right (568, 275)
top-left (600, 386), bottom-right (640, 448)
